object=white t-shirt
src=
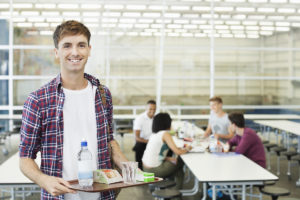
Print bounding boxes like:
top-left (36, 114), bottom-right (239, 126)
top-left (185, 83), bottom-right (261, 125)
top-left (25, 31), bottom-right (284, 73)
top-left (133, 112), bottom-right (153, 140)
top-left (209, 112), bottom-right (230, 143)
top-left (142, 131), bottom-right (169, 168)
top-left (62, 81), bottom-right (99, 200)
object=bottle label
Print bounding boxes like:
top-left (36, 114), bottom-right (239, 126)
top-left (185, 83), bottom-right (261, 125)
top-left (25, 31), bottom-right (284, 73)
top-left (78, 160), bottom-right (93, 179)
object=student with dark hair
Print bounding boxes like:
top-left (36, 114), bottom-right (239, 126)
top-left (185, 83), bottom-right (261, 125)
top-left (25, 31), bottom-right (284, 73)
top-left (225, 113), bottom-right (266, 168)
top-left (142, 113), bottom-right (192, 189)
top-left (133, 100), bottom-right (156, 169)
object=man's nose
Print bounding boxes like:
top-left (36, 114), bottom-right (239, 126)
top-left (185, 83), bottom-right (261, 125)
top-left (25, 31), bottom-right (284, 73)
top-left (71, 47), bottom-right (79, 55)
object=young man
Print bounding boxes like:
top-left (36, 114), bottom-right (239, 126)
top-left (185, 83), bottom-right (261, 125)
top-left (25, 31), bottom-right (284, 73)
top-left (19, 20), bottom-right (128, 200)
top-left (225, 113), bottom-right (266, 168)
top-left (203, 96), bottom-right (233, 143)
top-left (133, 100), bottom-right (156, 169)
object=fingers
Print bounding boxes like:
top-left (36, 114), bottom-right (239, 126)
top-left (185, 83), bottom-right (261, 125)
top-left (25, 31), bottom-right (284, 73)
top-left (44, 176), bottom-right (76, 197)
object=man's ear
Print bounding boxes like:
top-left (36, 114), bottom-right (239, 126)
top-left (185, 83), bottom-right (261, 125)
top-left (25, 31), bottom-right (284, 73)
top-left (88, 45), bottom-right (91, 57)
top-left (54, 48), bottom-right (58, 59)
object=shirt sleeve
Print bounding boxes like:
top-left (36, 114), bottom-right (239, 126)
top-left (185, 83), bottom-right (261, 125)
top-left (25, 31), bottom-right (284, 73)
top-left (235, 133), bottom-right (252, 154)
top-left (19, 92), bottom-right (42, 159)
top-left (104, 86), bottom-right (114, 142)
top-left (133, 116), bottom-right (142, 131)
top-left (228, 135), bottom-right (238, 148)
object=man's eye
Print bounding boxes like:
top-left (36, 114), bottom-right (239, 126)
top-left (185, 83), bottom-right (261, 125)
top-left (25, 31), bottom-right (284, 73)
top-left (63, 45), bottom-right (70, 48)
top-left (79, 44), bottom-right (86, 48)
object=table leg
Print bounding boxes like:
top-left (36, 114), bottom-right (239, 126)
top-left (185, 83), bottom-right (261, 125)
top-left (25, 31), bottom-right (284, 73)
top-left (180, 176), bottom-right (199, 196)
top-left (201, 183), bottom-right (207, 200)
top-left (212, 185), bottom-right (216, 200)
top-left (242, 184), bottom-right (246, 200)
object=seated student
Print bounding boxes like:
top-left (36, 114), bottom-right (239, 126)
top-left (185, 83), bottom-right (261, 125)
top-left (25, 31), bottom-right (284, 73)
top-left (225, 112), bottom-right (266, 168)
top-left (142, 113), bottom-right (192, 189)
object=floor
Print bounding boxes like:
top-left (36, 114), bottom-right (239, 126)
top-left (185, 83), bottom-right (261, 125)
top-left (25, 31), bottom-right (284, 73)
top-left (0, 132), bottom-right (299, 200)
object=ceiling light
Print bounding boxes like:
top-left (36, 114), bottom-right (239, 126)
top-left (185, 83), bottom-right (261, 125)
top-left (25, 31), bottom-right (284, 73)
top-left (276, 22), bottom-right (290, 26)
top-left (260, 31), bottom-right (273, 35)
top-left (102, 24), bottom-right (116, 28)
top-left (214, 7), bottom-right (234, 12)
top-left (236, 7), bottom-right (255, 12)
top-left (64, 17), bottom-right (81, 22)
top-left (270, 0), bottom-right (286, 3)
top-left (145, 29), bottom-right (157, 32)
top-left (119, 18), bottom-right (136, 23)
top-left (148, 5), bottom-right (168, 10)
top-left (46, 18), bottom-right (63, 23)
top-left (168, 32), bottom-right (180, 37)
top-left (123, 12), bottom-right (141, 17)
top-left (143, 12), bottom-right (161, 18)
top-left (1, 11), bottom-right (18, 16)
top-left (232, 31), bottom-right (244, 34)
top-left (103, 12), bottom-right (121, 17)
top-left (215, 25), bottom-right (229, 29)
top-left (175, 29), bottom-right (187, 33)
top-left (231, 25), bottom-right (244, 30)
top-left (139, 19), bottom-right (154, 23)
top-left (81, 4), bottom-right (101, 9)
top-left (35, 4), bottom-right (56, 9)
top-left (13, 17), bottom-right (26, 22)
top-left (126, 5), bottom-right (146, 10)
top-left (174, 20), bottom-right (189, 24)
top-left (261, 26), bottom-right (275, 30)
top-left (114, 32), bottom-right (124, 36)
top-left (243, 21), bottom-right (257, 25)
top-left (118, 24), bottom-right (133, 28)
top-left (0, 4), bottom-right (9, 8)
top-left (167, 24), bottom-right (182, 29)
top-left (27, 31), bottom-right (38, 36)
top-left (83, 18), bottom-right (99, 23)
top-left (220, 15), bottom-right (231, 19)
top-left (292, 22), bottom-right (300, 27)
top-left (248, 15), bottom-right (266, 20)
top-left (104, 5), bottom-right (124, 10)
top-left (154, 32), bottom-right (164, 36)
top-left (140, 32), bottom-right (152, 36)
top-left (40, 31), bottom-right (53, 35)
top-left (192, 6), bottom-right (210, 11)
top-left (225, 0), bottom-right (246, 2)
top-left (182, 33), bottom-right (193, 37)
top-left (86, 23), bottom-right (99, 28)
top-left (247, 35), bottom-right (259, 39)
top-left (202, 14), bottom-right (219, 18)
top-left (16, 23), bottom-right (32, 27)
top-left (290, 0), bottom-right (300, 3)
top-left (234, 34), bottom-right (246, 38)
top-left (276, 27), bottom-right (290, 31)
top-left (42, 11), bottom-right (59, 16)
top-left (102, 18), bottom-right (118, 23)
top-left (82, 12), bottom-right (100, 17)
top-left (164, 13), bottom-right (181, 18)
top-left (135, 24), bottom-right (149, 28)
top-left (62, 12), bottom-right (80, 17)
top-left (171, 6), bottom-right (190, 10)
top-left (288, 16), bottom-right (300, 20)
top-left (28, 17), bottom-right (45, 22)
top-left (233, 15), bottom-right (246, 19)
top-left (199, 25), bottom-right (212, 29)
top-left (191, 20), bottom-right (206, 24)
top-left (181, 14), bottom-right (198, 19)
top-left (127, 32), bottom-right (138, 36)
top-left (195, 33), bottom-right (206, 37)
top-left (156, 19), bottom-right (172, 23)
top-left (246, 26), bottom-right (259, 30)
top-left (268, 16), bottom-right (285, 20)
top-left (151, 24), bottom-right (163, 28)
top-left (50, 23), bottom-right (60, 27)
top-left (278, 8), bottom-right (295, 13)
top-left (259, 21), bottom-right (273, 26)
top-left (21, 11), bottom-right (39, 16)
top-left (58, 4), bottom-right (78, 9)
top-left (34, 23), bottom-right (49, 27)
top-left (222, 34), bottom-right (233, 38)
top-left (13, 3), bottom-right (32, 8)
top-left (184, 24), bottom-right (198, 29)
top-left (218, 30), bottom-right (230, 33)
top-left (226, 21), bottom-right (240, 25)
top-left (248, 0), bottom-right (267, 2)
top-left (258, 8), bottom-right (275, 13)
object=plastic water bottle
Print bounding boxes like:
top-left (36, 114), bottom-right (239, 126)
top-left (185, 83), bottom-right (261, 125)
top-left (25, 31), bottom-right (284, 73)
top-left (77, 140), bottom-right (93, 187)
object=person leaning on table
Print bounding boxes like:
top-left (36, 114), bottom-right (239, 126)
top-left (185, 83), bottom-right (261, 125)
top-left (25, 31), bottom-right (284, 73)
top-left (203, 96), bottom-right (234, 143)
top-left (224, 112), bottom-right (266, 168)
top-left (19, 20), bottom-right (129, 200)
top-left (142, 113), bottom-right (192, 189)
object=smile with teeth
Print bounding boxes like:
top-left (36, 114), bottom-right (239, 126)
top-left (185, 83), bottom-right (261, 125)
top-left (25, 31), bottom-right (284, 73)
top-left (69, 58), bottom-right (82, 63)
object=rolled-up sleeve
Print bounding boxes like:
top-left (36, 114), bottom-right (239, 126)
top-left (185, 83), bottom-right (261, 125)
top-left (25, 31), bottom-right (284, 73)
top-left (19, 93), bottom-right (42, 159)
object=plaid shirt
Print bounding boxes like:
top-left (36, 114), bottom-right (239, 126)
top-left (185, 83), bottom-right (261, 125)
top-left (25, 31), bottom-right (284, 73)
top-left (19, 73), bottom-right (116, 200)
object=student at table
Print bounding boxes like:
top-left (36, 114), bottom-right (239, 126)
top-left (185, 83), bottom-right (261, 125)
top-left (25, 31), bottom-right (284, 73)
top-left (203, 96), bottom-right (233, 143)
top-left (142, 113), bottom-right (192, 189)
top-left (132, 100), bottom-right (156, 169)
top-left (225, 112), bottom-right (266, 168)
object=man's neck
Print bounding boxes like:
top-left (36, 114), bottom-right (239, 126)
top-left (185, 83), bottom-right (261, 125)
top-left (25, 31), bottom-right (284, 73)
top-left (61, 71), bottom-right (87, 90)
top-left (237, 128), bottom-right (244, 136)
top-left (216, 110), bottom-right (225, 117)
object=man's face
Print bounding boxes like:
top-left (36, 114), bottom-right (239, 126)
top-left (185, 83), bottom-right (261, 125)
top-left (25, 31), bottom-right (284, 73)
top-left (54, 34), bottom-right (91, 74)
top-left (146, 104), bottom-right (156, 119)
top-left (209, 101), bottom-right (222, 114)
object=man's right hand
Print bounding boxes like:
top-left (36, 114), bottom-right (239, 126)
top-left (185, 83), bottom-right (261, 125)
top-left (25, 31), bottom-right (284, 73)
top-left (40, 175), bottom-right (76, 197)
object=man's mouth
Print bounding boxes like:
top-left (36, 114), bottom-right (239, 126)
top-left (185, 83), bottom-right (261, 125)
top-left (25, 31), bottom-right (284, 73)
top-left (68, 58), bottom-right (82, 63)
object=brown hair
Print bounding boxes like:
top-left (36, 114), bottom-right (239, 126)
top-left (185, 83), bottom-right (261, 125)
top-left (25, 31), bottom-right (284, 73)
top-left (228, 112), bottom-right (245, 128)
top-left (53, 20), bottom-right (91, 48)
top-left (209, 96), bottom-right (223, 104)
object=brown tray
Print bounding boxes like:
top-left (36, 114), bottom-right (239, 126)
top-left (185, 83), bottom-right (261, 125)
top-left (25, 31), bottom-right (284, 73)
top-left (68, 177), bottom-right (163, 192)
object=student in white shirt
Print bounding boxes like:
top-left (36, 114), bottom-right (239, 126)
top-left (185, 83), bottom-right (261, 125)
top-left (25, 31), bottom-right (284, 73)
top-left (132, 100), bottom-right (156, 169)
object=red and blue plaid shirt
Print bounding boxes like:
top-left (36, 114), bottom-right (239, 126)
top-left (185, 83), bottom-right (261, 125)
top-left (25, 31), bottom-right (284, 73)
top-left (19, 73), bottom-right (116, 200)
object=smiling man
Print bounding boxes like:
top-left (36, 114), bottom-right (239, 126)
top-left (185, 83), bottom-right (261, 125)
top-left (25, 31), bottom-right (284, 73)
top-left (19, 20), bottom-right (128, 200)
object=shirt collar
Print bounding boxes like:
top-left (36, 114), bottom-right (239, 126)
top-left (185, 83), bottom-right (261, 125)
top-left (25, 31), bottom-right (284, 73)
top-left (55, 73), bottom-right (100, 91)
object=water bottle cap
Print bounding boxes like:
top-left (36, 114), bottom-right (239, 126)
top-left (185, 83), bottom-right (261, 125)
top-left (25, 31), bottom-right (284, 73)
top-left (81, 141), bottom-right (87, 147)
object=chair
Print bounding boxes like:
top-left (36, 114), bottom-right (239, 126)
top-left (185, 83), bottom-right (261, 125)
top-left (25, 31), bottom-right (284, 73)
top-left (149, 179), bottom-right (176, 192)
top-left (264, 143), bottom-right (278, 170)
top-left (292, 155), bottom-right (300, 186)
top-left (272, 146), bottom-right (287, 175)
top-left (260, 186), bottom-right (290, 200)
top-left (282, 151), bottom-right (298, 177)
top-left (152, 189), bottom-right (182, 200)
